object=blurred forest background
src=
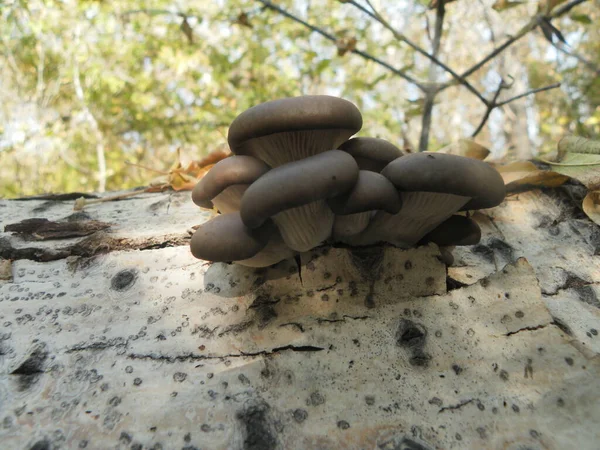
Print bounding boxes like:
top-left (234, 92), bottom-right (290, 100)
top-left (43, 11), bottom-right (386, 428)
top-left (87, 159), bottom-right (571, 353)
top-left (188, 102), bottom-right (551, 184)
top-left (0, 0), bottom-right (598, 198)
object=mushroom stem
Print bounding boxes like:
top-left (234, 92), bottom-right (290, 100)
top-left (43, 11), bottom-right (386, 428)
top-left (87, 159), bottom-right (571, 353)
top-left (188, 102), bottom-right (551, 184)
top-left (212, 184), bottom-right (249, 214)
top-left (239, 129), bottom-right (355, 168)
top-left (236, 231), bottom-right (296, 267)
top-left (272, 200), bottom-right (335, 252)
top-left (356, 192), bottom-right (470, 247)
top-left (332, 212), bottom-right (372, 241)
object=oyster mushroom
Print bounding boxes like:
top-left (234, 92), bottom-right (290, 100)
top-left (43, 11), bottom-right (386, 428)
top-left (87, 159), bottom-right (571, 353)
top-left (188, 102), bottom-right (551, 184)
top-left (228, 95), bottom-right (363, 167)
top-left (192, 156), bottom-right (270, 214)
top-left (190, 212), bottom-right (274, 263)
top-left (338, 137), bottom-right (403, 172)
top-left (356, 153), bottom-right (504, 247)
top-left (240, 150), bottom-right (359, 252)
top-left (327, 170), bottom-right (402, 241)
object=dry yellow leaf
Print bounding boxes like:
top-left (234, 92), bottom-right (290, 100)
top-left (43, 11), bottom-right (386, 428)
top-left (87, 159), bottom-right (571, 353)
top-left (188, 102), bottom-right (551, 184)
top-left (582, 191), bottom-right (600, 226)
top-left (437, 139), bottom-right (490, 160)
top-left (497, 161), bottom-right (569, 192)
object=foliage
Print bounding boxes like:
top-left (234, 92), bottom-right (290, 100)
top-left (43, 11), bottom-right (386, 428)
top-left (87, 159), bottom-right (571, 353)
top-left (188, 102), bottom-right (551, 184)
top-left (0, 0), bottom-right (597, 197)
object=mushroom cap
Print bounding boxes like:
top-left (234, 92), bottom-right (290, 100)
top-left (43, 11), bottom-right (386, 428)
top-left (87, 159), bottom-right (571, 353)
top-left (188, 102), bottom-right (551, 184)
top-left (190, 212), bottom-right (274, 262)
top-left (419, 215), bottom-right (481, 246)
top-left (381, 152), bottom-right (506, 210)
top-left (338, 137), bottom-right (403, 172)
top-left (192, 156), bottom-right (270, 209)
top-left (240, 150), bottom-right (359, 229)
top-left (327, 170), bottom-right (402, 215)
top-left (228, 96), bottom-right (363, 153)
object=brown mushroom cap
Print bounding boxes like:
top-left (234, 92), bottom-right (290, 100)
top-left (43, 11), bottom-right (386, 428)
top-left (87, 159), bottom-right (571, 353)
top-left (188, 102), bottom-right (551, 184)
top-left (327, 170), bottom-right (402, 215)
top-left (190, 212), bottom-right (274, 262)
top-left (192, 156), bottom-right (270, 211)
top-left (381, 152), bottom-right (505, 210)
top-left (227, 96), bottom-right (362, 167)
top-left (419, 215), bottom-right (481, 246)
top-left (240, 150), bottom-right (359, 229)
top-left (338, 137), bottom-right (403, 172)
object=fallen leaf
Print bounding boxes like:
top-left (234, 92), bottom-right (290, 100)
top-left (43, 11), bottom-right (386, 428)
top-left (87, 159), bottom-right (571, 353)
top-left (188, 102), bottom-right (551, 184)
top-left (541, 153), bottom-right (600, 190)
top-left (582, 190), bottom-right (600, 225)
top-left (558, 135), bottom-right (600, 158)
top-left (133, 146), bottom-right (230, 192)
top-left (437, 139), bottom-right (490, 160)
top-left (497, 161), bottom-right (569, 192)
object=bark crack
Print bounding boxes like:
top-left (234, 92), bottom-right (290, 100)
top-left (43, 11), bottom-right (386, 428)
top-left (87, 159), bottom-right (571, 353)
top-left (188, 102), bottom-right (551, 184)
top-left (438, 398), bottom-right (474, 413)
top-left (127, 345), bottom-right (324, 363)
top-left (505, 323), bottom-right (552, 337)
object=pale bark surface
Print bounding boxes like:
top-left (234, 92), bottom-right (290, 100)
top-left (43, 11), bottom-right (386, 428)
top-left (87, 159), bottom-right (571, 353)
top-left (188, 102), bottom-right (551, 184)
top-left (0, 187), bottom-right (599, 449)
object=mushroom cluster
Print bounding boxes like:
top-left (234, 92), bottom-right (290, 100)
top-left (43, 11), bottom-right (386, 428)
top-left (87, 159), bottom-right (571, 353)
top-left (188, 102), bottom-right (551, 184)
top-left (190, 95), bottom-right (506, 267)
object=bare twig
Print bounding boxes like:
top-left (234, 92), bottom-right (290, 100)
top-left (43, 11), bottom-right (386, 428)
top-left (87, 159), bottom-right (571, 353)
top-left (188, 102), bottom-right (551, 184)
top-left (447, 0), bottom-right (590, 85)
top-left (348, 0), bottom-right (488, 106)
top-left (472, 78), bottom-right (512, 137)
top-left (256, 0), bottom-right (423, 88)
top-left (551, 41), bottom-right (600, 76)
top-left (495, 82), bottom-right (561, 107)
top-left (472, 81), bottom-right (561, 137)
top-left (418, 0), bottom-right (446, 152)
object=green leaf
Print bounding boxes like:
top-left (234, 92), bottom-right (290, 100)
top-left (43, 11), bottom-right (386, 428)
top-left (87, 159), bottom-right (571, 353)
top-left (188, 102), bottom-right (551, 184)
top-left (544, 153), bottom-right (600, 190)
top-left (570, 14), bottom-right (592, 24)
top-left (315, 59), bottom-right (331, 74)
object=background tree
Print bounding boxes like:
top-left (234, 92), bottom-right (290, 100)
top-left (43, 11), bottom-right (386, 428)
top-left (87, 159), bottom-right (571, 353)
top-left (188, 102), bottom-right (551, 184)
top-left (0, 0), bottom-right (597, 197)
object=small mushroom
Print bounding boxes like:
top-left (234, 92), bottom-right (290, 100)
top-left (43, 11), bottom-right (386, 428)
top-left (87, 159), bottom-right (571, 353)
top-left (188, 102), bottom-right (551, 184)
top-left (419, 215), bottom-right (481, 247)
top-left (190, 212), bottom-right (275, 263)
top-left (355, 153), bottom-right (503, 247)
top-left (327, 170), bottom-right (402, 241)
top-left (192, 156), bottom-right (270, 213)
top-left (382, 152), bottom-right (505, 211)
top-left (240, 150), bottom-right (359, 252)
top-left (338, 137), bottom-right (403, 172)
top-left (228, 95), bottom-right (363, 167)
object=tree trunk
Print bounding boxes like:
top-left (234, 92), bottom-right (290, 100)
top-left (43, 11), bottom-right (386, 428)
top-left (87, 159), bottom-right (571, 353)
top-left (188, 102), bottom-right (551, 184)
top-left (0, 187), bottom-right (599, 449)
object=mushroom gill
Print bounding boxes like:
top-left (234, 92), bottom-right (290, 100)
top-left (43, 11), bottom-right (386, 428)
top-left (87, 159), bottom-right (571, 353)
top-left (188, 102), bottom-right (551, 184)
top-left (327, 170), bottom-right (402, 242)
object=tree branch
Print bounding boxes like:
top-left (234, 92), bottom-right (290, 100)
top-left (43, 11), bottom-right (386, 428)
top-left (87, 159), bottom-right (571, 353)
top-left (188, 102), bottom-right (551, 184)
top-left (418, 0), bottom-right (446, 152)
top-left (471, 81), bottom-right (561, 137)
top-left (552, 41), bottom-right (600, 76)
top-left (348, 0), bottom-right (488, 106)
top-left (446, 0), bottom-right (589, 86)
top-left (495, 82), bottom-right (561, 108)
top-left (472, 78), bottom-right (512, 137)
top-left (256, 0), bottom-right (423, 88)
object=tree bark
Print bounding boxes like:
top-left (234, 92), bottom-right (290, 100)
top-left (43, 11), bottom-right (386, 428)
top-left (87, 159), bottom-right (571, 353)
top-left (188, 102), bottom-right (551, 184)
top-left (0, 187), bottom-right (599, 449)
